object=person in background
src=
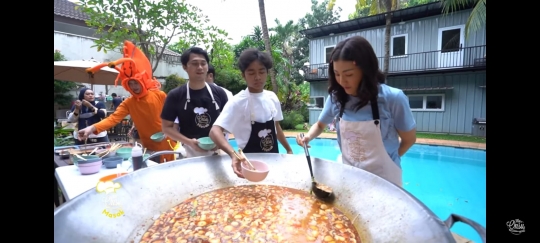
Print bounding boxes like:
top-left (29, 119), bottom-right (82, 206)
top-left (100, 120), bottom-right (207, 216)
top-left (207, 64), bottom-right (234, 99)
top-left (161, 47), bottom-right (229, 158)
top-left (110, 93), bottom-right (123, 110)
top-left (77, 40), bottom-right (176, 163)
top-left (67, 88), bottom-right (109, 145)
top-left (209, 48), bottom-right (293, 178)
top-left (296, 36), bottom-right (417, 187)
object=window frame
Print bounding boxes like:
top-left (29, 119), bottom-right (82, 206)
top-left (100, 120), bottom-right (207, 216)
top-left (324, 45), bottom-right (335, 63)
top-left (391, 34), bottom-right (408, 58)
top-left (407, 94), bottom-right (445, 111)
top-left (308, 96), bottom-right (325, 110)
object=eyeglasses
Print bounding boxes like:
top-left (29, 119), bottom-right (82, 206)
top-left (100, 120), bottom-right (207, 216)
top-left (188, 61), bottom-right (207, 68)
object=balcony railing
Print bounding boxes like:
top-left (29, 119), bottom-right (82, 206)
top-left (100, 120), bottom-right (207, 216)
top-left (303, 45), bottom-right (486, 81)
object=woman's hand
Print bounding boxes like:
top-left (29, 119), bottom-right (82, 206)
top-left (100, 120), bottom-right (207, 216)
top-left (81, 100), bottom-right (93, 108)
top-left (74, 100), bottom-right (82, 110)
top-left (295, 133), bottom-right (311, 148)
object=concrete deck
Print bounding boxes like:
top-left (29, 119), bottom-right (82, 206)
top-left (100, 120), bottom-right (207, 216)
top-left (230, 131), bottom-right (486, 150)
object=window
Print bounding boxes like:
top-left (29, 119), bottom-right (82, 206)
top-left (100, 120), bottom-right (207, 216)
top-left (407, 94), bottom-right (445, 111)
top-left (391, 34), bottom-right (408, 57)
top-left (441, 28), bottom-right (461, 53)
top-left (308, 96), bottom-right (325, 109)
top-left (325, 46), bottom-right (335, 63)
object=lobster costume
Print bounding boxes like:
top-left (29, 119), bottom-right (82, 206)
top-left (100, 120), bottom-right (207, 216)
top-left (86, 40), bottom-right (177, 163)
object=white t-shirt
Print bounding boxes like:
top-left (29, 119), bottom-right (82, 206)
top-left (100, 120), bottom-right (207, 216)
top-left (214, 89), bottom-right (283, 149)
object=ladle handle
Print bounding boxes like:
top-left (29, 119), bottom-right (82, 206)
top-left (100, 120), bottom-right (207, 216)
top-left (299, 133), bottom-right (314, 179)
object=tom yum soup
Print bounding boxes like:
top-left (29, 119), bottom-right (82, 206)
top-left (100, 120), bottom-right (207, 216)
top-left (141, 185), bottom-right (361, 243)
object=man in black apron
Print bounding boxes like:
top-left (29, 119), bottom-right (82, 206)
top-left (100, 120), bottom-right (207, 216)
top-left (161, 47), bottom-right (229, 158)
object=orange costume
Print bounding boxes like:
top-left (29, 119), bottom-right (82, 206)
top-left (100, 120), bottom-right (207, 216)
top-left (86, 40), bottom-right (176, 162)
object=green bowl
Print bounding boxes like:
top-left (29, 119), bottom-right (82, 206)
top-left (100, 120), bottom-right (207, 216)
top-left (116, 147), bottom-right (132, 160)
top-left (151, 132), bottom-right (165, 142)
top-left (197, 137), bottom-right (216, 151)
top-left (72, 155), bottom-right (100, 166)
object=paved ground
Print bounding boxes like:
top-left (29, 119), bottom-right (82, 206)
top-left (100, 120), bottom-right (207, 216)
top-left (230, 131), bottom-right (486, 150)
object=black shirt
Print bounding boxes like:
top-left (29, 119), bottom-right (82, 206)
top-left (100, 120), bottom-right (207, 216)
top-left (112, 97), bottom-right (123, 109)
top-left (161, 83), bottom-right (229, 138)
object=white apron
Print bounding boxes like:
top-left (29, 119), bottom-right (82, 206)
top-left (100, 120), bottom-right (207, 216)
top-left (183, 82), bottom-right (222, 158)
top-left (338, 99), bottom-right (402, 187)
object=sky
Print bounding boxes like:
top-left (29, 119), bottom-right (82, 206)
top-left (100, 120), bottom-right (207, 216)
top-left (184, 0), bottom-right (356, 44)
top-left (70, 0), bottom-right (357, 45)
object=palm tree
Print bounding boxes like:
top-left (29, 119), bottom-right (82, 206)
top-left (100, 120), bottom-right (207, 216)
top-left (257, 0), bottom-right (279, 94)
top-left (270, 19), bottom-right (299, 85)
top-left (221, 0), bottom-right (279, 93)
top-left (328, 0), bottom-right (399, 74)
top-left (441, 0), bottom-right (486, 39)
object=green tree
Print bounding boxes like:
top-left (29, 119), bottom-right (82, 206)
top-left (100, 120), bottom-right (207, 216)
top-left (54, 50), bottom-right (78, 106)
top-left (162, 74), bottom-right (187, 94)
top-left (329, 0), bottom-right (400, 74)
top-left (79, 0), bottom-right (215, 72)
top-left (441, 0), bottom-right (486, 39)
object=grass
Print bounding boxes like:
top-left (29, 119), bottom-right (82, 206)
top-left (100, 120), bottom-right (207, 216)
top-left (284, 130), bottom-right (486, 144)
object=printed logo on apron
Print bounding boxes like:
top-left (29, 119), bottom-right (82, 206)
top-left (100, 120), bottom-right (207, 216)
top-left (343, 131), bottom-right (366, 162)
top-left (258, 129), bottom-right (274, 152)
top-left (193, 107), bottom-right (211, 128)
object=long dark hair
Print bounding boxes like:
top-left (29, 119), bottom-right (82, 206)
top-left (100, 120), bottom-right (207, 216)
top-left (328, 36), bottom-right (386, 111)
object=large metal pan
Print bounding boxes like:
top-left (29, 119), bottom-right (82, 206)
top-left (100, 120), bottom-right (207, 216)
top-left (54, 153), bottom-right (486, 243)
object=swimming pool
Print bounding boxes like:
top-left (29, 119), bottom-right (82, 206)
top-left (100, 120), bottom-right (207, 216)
top-left (228, 137), bottom-right (486, 242)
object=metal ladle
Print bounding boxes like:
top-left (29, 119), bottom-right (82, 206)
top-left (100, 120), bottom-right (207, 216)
top-left (300, 133), bottom-right (335, 202)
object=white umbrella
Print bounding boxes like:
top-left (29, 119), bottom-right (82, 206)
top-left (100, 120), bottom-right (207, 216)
top-left (54, 59), bottom-right (120, 86)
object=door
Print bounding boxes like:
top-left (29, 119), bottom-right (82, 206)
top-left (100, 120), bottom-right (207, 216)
top-left (437, 25), bottom-right (464, 69)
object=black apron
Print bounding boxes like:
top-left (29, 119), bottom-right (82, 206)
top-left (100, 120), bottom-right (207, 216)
top-left (242, 89), bottom-right (279, 153)
top-left (180, 82), bottom-right (221, 139)
top-left (242, 119), bottom-right (279, 153)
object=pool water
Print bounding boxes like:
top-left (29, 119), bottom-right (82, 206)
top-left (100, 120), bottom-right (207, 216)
top-left (228, 137), bottom-right (486, 242)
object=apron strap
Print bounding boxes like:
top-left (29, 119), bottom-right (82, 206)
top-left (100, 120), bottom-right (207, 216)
top-left (370, 98), bottom-right (380, 126)
top-left (338, 98), bottom-right (381, 127)
top-left (184, 82), bottom-right (220, 110)
top-left (184, 82), bottom-right (191, 110)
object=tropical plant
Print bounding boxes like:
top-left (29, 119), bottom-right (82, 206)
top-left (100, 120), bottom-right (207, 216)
top-left (441, 0), bottom-right (486, 39)
top-left (54, 125), bottom-right (75, 146)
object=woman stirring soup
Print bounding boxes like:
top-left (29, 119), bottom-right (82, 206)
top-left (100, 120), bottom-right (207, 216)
top-left (67, 88), bottom-right (109, 145)
top-left (210, 48), bottom-right (293, 178)
top-left (296, 36), bottom-right (417, 187)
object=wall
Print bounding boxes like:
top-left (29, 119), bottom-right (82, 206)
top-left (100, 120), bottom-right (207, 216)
top-left (308, 71), bottom-right (486, 135)
top-left (308, 81), bottom-right (328, 125)
top-left (54, 30), bottom-right (188, 97)
top-left (308, 8), bottom-right (486, 67)
top-left (387, 71), bottom-right (486, 134)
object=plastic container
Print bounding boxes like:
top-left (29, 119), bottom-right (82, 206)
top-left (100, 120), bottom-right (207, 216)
top-left (241, 160), bottom-right (270, 182)
top-left (116, 147), bottom-right (132, 160)
top-left (103, 156), bottom-right (124, 169)
top-left (197, 137), bottom-right (216, 150)
top-left (131, 143), bottom-right (146, 171)
top-left (78, 160), bottom-right (102, 175)
top-left (151, 132), bottom-right (165, 142)
top-left (73, 155), bottom-right (100, 166)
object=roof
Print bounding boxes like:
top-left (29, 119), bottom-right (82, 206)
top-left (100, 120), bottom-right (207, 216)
top-left (299, 1), bottom-right (475, 39)
top-left (54, 0), bottom-right (89, 21)
top-left (54, 0), bottom-right (180, 57)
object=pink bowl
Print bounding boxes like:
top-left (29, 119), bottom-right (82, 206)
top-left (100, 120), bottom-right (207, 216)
top-left (78, 161), bottom-right (102, 175)
top-left (241, 160), bottom-right (270, 182)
